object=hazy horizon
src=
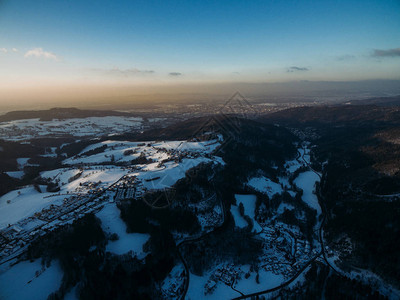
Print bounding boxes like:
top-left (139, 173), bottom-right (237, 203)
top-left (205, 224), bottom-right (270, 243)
top-left (0, 79), bottom-right (399, 113)
top-left (1, 0), bottom-right (399, 110)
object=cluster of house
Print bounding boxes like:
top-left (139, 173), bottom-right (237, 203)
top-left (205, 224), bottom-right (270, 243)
top-left (290, 127), bottom-right (320, 140)
top-left (259, 224), bottom-right (319, 279)
top-left (1, 169), bottom-right (157, 262)
top-left (262, 259), bottom-right (294, 277)
top-left (0, 138), bottom-right (222, 264)
top-left (161, 270), bottom-right (186, 299)
top-left (74, 180), bottom-right (104, 194)
top-left (0, 193), bottom-right (107, 261)
top-left (155, 144), bottom-right (211, 165)
top-left (0, 177), bottom-right (124, 262)
top-left (0, 118), bottom-right (147, 142)
top-left (205, 264), bottom-right (240, 295)
top-left (109, 175), bottom-right (146, 202)
top-left (195, 207), bottom-right (223, 231)
top-left (0, 124), bottom-right (39, 139)
top-left (0, 225), bottom-right (26, 257)
top-left (200, 222), bottom-right (322, 296)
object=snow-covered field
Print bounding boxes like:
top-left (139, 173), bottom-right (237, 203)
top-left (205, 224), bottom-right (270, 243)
top-left (186, 264), bottom-right (284, 300)
top-left (5, 171), bottom-right (24, 179)
top-left (284, 157), bottom-right (303, 173)
top-left (0, 122), bottom-right (336, 299)
top-left (17, 158), bottom-right (38, 169)
top-left (234, 265), bottom-right (284, 294)
top-left (0, 134), bottom-right (340, 300)
top-left (230, 205), bottom-right (248, 228)
top-left (63, 167), bottom-right (127, 193)
top-left (0, 186), bottom-right (65, 229)
top-left (0, 116), bottom-right (143, 141)
top-left (0, 259), bottom-right (63, 300)
top-left (207, 144), bottom-right (321, 299)
top-left (187, 272), bottom-right (239, 300)
top-left (277, 202), bottom-right (295, 214)
top-left (0, 166), bottom-right (129, 229)
top-left (40, 168), bottom-right (81, 185)
top-left (1, 138), bottom-right (224, 234)
top-left (63, 139), bottom-right (224, 192)
top-left (294, 171), bottom-right (321, 214)
top-left (63, 139), bottom-right (221, 166)
top-left (233, 194), bottom-right (262, 232)
top-left (0, 136), bottom-right (226, 299)
top-left (247, 176), bottom-right (283, 198)
top-left (96, 204), bottom-right (150, 257)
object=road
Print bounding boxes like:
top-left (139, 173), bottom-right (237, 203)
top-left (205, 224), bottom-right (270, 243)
top-left (231, 145), bottom-right (337, 299)
top-left (232, 252), bottom-right (321, 300)
top-left (298, 146), bottom-right (340, 275)
top-left (0, 172), bottom-right (130, 266)
top-left (177, 189), bottom-right (228, 300)
top-left (175, 145), bottom-right (328, 299)
top-left (0, 143), bottom-right (339, 298)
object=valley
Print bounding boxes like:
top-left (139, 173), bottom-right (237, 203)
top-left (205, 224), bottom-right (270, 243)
top-left (0, 102), bottom-right (399, 299)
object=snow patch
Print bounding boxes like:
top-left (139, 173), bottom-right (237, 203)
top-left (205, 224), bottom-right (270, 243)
top-left (0, 259), bottom-right (63, 300)
top-left (234, 194), bottom-right (262, 232)
top-left (5, 171), bottom-right (24, 179)
top-left (294, 171), bottom-right (321, 214)
top-left (96, 204), bottom-right (150, 257)
top-left (247, 176), bottom-right (283, 198)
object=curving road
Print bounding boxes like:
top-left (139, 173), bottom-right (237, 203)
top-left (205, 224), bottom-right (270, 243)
top-left (299, 145), bottom-right (340, 275)
top-left (176, 190), bottom-right (228, 300)
top-left (176, 143), bottom-right (339, 299)
top-left (231, 144), bottom-right (337, 299)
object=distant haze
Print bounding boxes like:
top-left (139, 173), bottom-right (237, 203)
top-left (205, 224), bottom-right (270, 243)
top-left (1, 80), bottom-right (400, 113)
top-left (1, 0), bottom-right (399, 111)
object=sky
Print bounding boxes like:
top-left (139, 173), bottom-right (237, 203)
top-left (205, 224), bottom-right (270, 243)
top-left (0, 0), bottom-right (399, 106)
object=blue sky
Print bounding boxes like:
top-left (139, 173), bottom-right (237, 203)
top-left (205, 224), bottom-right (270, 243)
top-left (0, 0), bottom-right (399, 91)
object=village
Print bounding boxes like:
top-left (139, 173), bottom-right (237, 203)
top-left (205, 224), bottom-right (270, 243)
top-left (0, 138), bottom-right (225, 265)
top-left (0, 135), bottom-right (332, 300)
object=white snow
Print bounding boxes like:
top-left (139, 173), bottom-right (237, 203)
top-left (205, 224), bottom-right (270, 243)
top-left (0, 186), bottom-right (64, 229)
top-left (187, 272), bottom-right (239, 300)
top-left (161, 264), bottom-right (185, 298)
top-left (284, 145), bottom-right (313, 174)
top-left (277, 203), bottom-right (295, 214)
top-left (96, 204), bottom-right (150, 257)
top-left (138, 158), bottom-right (213, 190)
top-left (0, 166), bottom-right (129, 229)
top-left (234, 194), bottom-right (262, 232)
top-left (40, 168), bottom-right (81, 185)
top-left (63, 139), bottom-right (220, 166)
top-left (298, 147), bottom-right (311, 164)
top-left (230, 206), bottom-right (248, 228)
top-left (152, 140), bottom-right (220, 153)
top-left (186, 265), bottom-right (285, 300)
top-left (0, 259), bottom-right (63, 300)
top-left (16, 158), bottom-right (35, 169)
top-left (278, 176), bottom-right (291, 189)
top-left (5, 171), bottom-right (24, 179)
top-left (234, 195), bottom-right (257, 220)
top-left (0, 116), bottom-right (143, 141)
top-left (1, 138), bottom-right (224, 232)
top-left (284, 158), bottom-right (303, 173)
top-left (234, 265), bottom-right (285, 294)
top-left (247, 177), bottom-right (283, 198)
top-left (64, 167), bottom-right (127, 193)
top-left (293, 171), bottom-right (321, 214)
